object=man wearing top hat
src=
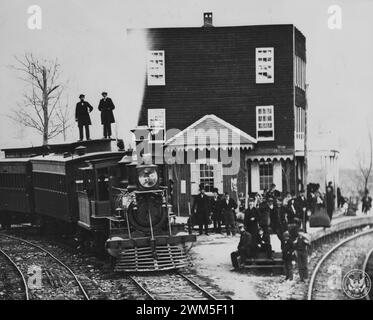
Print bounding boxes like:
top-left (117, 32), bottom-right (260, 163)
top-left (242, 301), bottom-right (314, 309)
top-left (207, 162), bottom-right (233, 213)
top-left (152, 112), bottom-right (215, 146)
top-left (192, 185), bottom-right (210, 235)
top-left (210, 188), bottom-right (222, 233)
top-left (75, 94), bottom-right (93, 141)
top-left (98, 91), bottom-right (116, 139)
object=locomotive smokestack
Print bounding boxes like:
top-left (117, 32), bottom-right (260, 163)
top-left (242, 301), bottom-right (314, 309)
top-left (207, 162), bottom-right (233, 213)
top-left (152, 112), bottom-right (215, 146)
top-left (203, 12), bottom-right (213, 27)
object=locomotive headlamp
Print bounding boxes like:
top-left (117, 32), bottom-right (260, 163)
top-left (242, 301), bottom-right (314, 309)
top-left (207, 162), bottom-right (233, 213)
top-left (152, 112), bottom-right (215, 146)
top-left (138, 166), bottom-right (158, 189)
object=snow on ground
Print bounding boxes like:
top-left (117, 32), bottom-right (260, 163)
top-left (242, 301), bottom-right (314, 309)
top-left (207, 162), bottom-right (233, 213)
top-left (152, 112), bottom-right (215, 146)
top-left (188, 233), bottom-right (269, 300)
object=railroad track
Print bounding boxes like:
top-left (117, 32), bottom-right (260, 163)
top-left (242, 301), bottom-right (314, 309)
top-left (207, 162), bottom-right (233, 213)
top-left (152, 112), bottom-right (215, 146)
top-left (0, 233), bottom-right (89, 300)
top-left (308, 228), bottom-right (373, 300)
top-left (129, 271), bottom-right (218, 300)
top-left (0, 248), bottom-right (29, 300)
top-left (362, 247), bottom-right (373, 300)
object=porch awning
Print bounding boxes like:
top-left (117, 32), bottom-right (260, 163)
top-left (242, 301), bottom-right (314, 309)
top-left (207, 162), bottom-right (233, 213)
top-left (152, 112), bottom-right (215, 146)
top-left (245, 148), bottom-right (295, 162)
top-left (164, 114), bottom-right (257, 151)
top-left (246, 154), bottom-right (294, 162)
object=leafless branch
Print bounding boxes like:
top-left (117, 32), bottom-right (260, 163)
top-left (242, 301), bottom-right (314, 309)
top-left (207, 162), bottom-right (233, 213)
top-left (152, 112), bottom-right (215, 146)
top-left (8, 53), bottom-right (68, 145)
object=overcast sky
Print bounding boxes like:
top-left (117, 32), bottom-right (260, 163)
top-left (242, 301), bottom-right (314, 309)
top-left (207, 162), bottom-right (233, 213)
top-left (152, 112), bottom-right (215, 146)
top-left (0, 0), bottom-right (372, 168)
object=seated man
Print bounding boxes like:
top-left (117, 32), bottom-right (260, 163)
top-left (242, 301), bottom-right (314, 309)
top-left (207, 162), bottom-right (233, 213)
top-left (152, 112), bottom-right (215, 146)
top-left (231, 224), bottom-right (254, 269)
top-left (256, 227), bottom-right (273, 259)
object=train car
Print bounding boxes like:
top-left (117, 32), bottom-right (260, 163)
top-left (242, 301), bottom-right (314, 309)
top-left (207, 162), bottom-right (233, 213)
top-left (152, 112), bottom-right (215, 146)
top-left (0, 139), bottom-right (121, 231)
top-left (0, 137), bottom-right (196, 272)
top-left (29, 148), bottom-right (126, 240)
top-left (0, 158), bottom-right (34, 228)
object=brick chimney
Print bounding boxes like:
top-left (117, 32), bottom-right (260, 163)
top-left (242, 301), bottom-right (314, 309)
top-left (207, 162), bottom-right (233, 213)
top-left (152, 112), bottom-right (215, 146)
top-left (203, 12), bottom-right (213, 27)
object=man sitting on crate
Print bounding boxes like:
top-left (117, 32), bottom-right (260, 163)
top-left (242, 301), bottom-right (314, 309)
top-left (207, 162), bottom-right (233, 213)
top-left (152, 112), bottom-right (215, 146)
top-left (231, 224), bottom-right (254, 269)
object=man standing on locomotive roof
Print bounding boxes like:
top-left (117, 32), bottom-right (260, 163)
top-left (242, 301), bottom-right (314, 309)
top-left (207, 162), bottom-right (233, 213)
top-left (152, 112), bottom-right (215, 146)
top-left (98, 91), bottom-right (115, 139)
top-left (75, 94), bottom-right (93, 141)
top-left (192, 185), bottom-right (210, 235)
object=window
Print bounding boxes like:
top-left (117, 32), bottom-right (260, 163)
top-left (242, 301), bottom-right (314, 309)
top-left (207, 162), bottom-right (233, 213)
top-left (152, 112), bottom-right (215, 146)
top-left (256, 47), bottom-right (274, 83)
top-left (199, 163), bottom-right (215, 192)
top-left (147, 50), bottom-right (165, 86)
top-left (256, 106), bottom-right (274, 141)
top-left (0, 173), bottom-right (26, 190)
top-left (259, 162), bottom-right (273, 190)
top-left (190, 160), bottom-right (223, 194)
top-left (295, 56), bottom-right (306, 90)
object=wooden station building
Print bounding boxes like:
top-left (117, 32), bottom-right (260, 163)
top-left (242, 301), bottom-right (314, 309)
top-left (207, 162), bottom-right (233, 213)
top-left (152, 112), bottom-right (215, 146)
top-left (130, 13), bottom-right (308, 215)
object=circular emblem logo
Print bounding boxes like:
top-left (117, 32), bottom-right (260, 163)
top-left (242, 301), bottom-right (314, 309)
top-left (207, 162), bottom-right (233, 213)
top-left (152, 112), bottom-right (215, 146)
top-left (342, 269), bottom-right (371, 299)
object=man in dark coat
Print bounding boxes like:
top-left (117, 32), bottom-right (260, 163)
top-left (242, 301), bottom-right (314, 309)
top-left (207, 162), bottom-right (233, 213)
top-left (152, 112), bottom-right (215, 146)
top-left (231, 224), bottom-right (254, 268)
top-left (244, 198), bottom-right (259, 238)
top-left (295, 190), bottom-right (308, 232)
top-left (325, 184), bottom-right (335, 221)
top-left (266, 183), bottom-right (281, 200)
top-left (287, 198), bottom-right (299, 239)
top-left (362, 189), bottom-right (372, 214)
top-left (75, 94), bottom-right (93, 141)
top-left (221, 192), bottom-right (237, 236)
top-left (271, 198), bottom-right (286, 241)
top-left (258, 199), bottom-right (271, 245)
top-left (281, 231), bottom-right (295, 281)
top-left (192, 187), bottom-right (210, 235)
top-left (294, 231), bottom-right (311, 282)
top-left (98, 92), bottom-right (115, 139)
top-left (210, 188), bottom-right (222, 233)
top-left (256, 227), bottom-right (272, 259)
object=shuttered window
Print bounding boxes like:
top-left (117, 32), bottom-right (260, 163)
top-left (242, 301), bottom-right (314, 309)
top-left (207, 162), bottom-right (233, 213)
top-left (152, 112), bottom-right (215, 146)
top-left (295, 55), bottom-right (306, 90)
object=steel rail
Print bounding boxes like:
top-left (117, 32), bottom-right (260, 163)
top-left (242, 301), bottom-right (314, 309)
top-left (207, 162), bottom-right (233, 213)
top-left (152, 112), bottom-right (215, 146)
top-left (362, 247), bottom-right (373, 301)
top-left (0, 248), bottom-right (30, 300)
top-left (307, 228), bottom-right (373, 300)
top-left (0, 233), bottom-right (90, 300)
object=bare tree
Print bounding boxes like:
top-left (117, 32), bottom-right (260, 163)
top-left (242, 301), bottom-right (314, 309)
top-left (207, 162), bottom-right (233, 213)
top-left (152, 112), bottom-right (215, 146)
top-left (55, 99), bottom-right (73, 142)
top-left (9, 53), bottom-right (66, 145)
top-left (356, 130), bottom-right (373, 194)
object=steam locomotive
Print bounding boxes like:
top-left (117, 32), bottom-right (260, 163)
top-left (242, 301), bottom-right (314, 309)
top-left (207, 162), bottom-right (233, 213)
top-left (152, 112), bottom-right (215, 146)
top-left (0, 137), bottom-right (196, 272)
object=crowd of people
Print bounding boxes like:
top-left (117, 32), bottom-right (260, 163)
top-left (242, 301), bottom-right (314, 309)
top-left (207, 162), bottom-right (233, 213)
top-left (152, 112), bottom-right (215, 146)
top-left (190, 183), bottom-right (328, 282)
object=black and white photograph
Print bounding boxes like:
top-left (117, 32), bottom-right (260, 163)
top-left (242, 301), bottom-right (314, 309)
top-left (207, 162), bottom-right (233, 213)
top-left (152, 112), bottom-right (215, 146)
top-left (0, 0), bottom-right (372, 308)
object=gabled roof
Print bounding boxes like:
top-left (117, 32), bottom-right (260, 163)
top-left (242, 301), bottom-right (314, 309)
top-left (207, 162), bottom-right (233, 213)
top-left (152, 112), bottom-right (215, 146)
top-left (165, 114), bottom-right (257, 150)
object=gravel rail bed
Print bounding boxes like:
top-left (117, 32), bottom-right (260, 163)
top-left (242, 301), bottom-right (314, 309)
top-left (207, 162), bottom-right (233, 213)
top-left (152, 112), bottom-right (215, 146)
top-left (130, 271), bottom-right (219, 300)
top-left (0, 248), bottom-right (28, 300)
top-left (0, 234), bottom-right (89, 300)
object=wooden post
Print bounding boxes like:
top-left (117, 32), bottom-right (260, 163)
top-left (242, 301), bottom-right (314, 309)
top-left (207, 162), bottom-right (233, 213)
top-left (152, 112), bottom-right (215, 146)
top-left (304, 84), bottom-right (309, 192)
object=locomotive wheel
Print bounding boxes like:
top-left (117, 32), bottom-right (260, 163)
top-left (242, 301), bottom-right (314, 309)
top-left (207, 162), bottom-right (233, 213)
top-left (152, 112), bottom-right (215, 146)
top-left (127, 194), bottom-right (168, 233)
